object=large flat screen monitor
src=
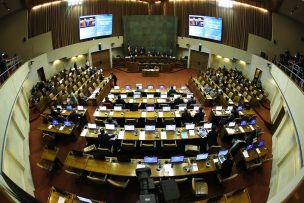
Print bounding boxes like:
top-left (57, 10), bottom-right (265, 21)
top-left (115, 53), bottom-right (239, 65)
top-left (189, 15), bottom-right (223, 42)
top-left (79, 14), bottom-right (112, 40)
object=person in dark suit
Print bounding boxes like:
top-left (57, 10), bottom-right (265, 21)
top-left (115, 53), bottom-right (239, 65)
top-left (50, 106), bottom-right (60, 119)
top-left (207, 125), bottom-right (218, 147)
top-left (115, 95), bottom-right (126, 106)
top-left (68, 110), bottom-right (80, 123)
top-left (98, 129), bottom-right (115, 148)
top-left (110, 73), bottom-right (118, 86)
top-left (181, 109), bottom-right (192, 124)
top-left (219, 106), bottom-right (239, 126)
top-left (219, 153), bottom-right (234, 179)
top-left (173, 96), bottom-right (183, 107)
top-left (167, 86), bottom-right (177, 96)
top-left (193, 107), bottom-right (205, 124)
top-left (187, 96), bottom-right (196, 106)
top-left (103, 97), bottom-right (113, 109)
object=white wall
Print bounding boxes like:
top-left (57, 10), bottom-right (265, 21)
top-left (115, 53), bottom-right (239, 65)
top-left (0, 64), bottom-right (34, 196)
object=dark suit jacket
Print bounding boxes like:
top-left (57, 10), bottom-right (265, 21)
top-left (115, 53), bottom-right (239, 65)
top-left (207, 130), bottom-right (218, 147)
top-left (181, 111), bottom-right (192, 124)
top-left (99, 133), bottom-right (115, 148)
top-left (115, 98), bottom-right (126, 106)
top-left (193, 111), bottom-right (205, 123)
top-left (220, 158), bottom-right (233, 179)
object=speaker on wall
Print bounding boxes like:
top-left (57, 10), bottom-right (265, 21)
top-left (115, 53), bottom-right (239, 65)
top-left (199, 45), bottom-right (202, 52)
top-left (98, 43), bottom-right (102, 51)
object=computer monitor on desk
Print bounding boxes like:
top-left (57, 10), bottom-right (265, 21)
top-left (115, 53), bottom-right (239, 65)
top-left (178, 106), bottom-right (187, 111)
top-left (250, 118), bottom-right (257, 125)
top-left (228, 122), bottom-right (236, 128)
top-left (162, 106), bottom-right (171, 112)
top-left (147, 85), bottom-right (154, 89)
top-left (147, 94), bottom-right (154, 99)
top-left (181, 86), bottom-right (187, 90)
top-left (257, 140), bottom-right (265, 148)
top-left (125, 85), bottom-right (131, 89)
top-left (120, 94), bottom-right (127, 99)
top-left (227, 106), bottom-right (234, 111)
top-left (146, 106), bottom-right (155, 112)
top-left (237, 106), bottom-right (243, 111)
top-left (124, 125), bottom-right (135, 131)
top-left (88, 123), bottom-right (97, 129)
top-left (245, 144), bottom-right (254, 151)
top-left (203, 123), bottom-right (212, 129)
top-left (52, 119), bottom-right (59, 126)
top-left (196, 153), bottom-right (208, 161)
top-left (64, 121), bottom-right (72, 127)
top-left (136, 84), bottom-right (143, 89)
top-left (240, 120), bottom-right (247, 126)
top-left (170, 156), bottom-right (184, 163)
top-left (185, 123), bottom-right (195, 130)
top-left (66, 105), bottom-right (72, 111)
top-left (215, 106), bottom-right (222, 111)
top-left (160, 93), bottom-right (167, 99)
top-left (108, 94), bottom-right (115, 99)
top-left (99, 106), bottom-right (107, 111)
top-left (165, 124), bottom-right (176, 131)
top-left (145, 125), bottom-right (156, 132)
top-left (114, 106), bottom-right (122, 111)
top-left (186, 94), bottom-right (193, 99)
top-left (144, 156), bottom-right (158, 164)
top-left (193, 105), bottom-right (200, 111)
top-left (173, 94), bottom-right (180, 99)
top-left (134, 93), bottom-right (141, 99)
top-left (56, 105), bottom-right (62, 110)
top-left (77, 105), bottom-right (84, 111)
top-left (114, 86), bottom-right (120, 90)
top-left (105, 124), bottom-right (115, 131)
top-left (159, 85), bottom-right (165, 89)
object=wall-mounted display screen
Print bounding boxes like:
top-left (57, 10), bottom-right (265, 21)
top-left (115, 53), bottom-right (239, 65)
top-left (79, 14), bottom-right (112, 40)
top-left (189, 15), bottom-right (223, 42)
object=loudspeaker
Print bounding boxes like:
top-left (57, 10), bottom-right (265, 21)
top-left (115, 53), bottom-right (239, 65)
top-left (199, 45), bottom-right (202, 52)
top-left (98, 43), bottom-right (102, 51)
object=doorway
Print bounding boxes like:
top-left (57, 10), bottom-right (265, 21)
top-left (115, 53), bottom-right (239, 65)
top-left (254, 68), bottom-right (262, 81)
top-left (37, 67), bottom-right (46, 82)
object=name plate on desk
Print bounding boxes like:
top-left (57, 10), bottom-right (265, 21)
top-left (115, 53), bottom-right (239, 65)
top-left (239, 126), bottom-right (245, 133)
top-left (249, 125), bottom-right (254, 131)
top-left (239, 111), bottom-right (244, 115)
top-left (141, 112), bottom-right (147, 117)
top-left (226, 128), bottom-right (235, 134)
top-left (59, 126), bottom-right (64, 131)
top-left (62, 110), bottom-right (66, 113)
top-left (137, 164), bottom-right (146, 169)
top-left (161, 131), bottom-right (167, 139)
top-left (80, 128), bottom-right (88, 137)
top-left (191, 163), bottom-right (198, 172)
top-left (139, 131), bottom-right (145, 140)
top-left (48, 125), bottom-right (53, 129)
top-left (118, 131), bottom-right (125, 139)
top-left (158, 112), bottom-right (164, 117)
top-left (242, 150), bottom-right (249, 158)
top-left (256, 148), bottom-right (261, 154)
top-left (189, 130), bottom-right (195, 136)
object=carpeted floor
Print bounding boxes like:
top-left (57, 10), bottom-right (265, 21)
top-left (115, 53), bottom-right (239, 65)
top-left (29, 68), bottom-right (272, 203)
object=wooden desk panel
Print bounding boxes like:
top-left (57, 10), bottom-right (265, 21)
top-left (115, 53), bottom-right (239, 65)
top-left (41, 148), bottom-right (59, 161)
top-left (38, 123), bottom-right (75, 135)
top-left (64, 153), bottom-right (89, 169)
top-left (93, 110), bottom-right (180, 119)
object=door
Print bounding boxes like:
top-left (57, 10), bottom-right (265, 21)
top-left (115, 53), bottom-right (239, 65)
top-left (37, 67), bottom-right (46, 82)
top-left (190, 50), bottom-right (209, 71)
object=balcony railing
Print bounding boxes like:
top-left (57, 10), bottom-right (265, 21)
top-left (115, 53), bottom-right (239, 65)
top-left (275, 61), bottom-right (304, 89)
top-left (0, 56), bottom-right (23, 86)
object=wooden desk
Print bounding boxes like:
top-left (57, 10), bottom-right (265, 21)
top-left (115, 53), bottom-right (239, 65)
top-left (142, 69), bottom-right (160, 77)
top-left (48, 187), bottom-right (105, 203)
top-left (43, 108), bottom-right (87, 117)
top-left (64, 152), bottom-right (90, 170)
top-left (220, 124), bottom-right (256, 139)
top-left (196, 188), bottom-right (251, 203)
top-left (235, 146), bottom-right (269, 165)
top-left (80, 127), bottom-right (206, 141)
top-left (93, 109), bottom-right (181, 119)
top-left (83, 157), bottom-right (216, 178)
top-left (41, 148), bottom-right (59, 161)
top-left (110, 88), bottom-right (188, 95)
top-left (38, 123), bottom-right (75, 135)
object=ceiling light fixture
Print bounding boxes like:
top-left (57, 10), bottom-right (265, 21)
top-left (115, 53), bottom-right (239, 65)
top-left (218, 0), bottom-right (234, 8)
top-left (66, 0), bottom-right (83, 7)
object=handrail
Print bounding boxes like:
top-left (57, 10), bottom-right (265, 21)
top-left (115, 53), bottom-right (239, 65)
top-left (0, 56), bottom-right (23, 82)
top-left (275, 61), bottom-right (304, 89)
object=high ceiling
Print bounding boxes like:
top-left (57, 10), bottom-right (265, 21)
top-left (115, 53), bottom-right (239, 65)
top-left (1, 0), bottom-right (304, 25)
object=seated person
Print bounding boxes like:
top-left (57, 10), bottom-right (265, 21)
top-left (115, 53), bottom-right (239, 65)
top-left (68, 110), bottom-right (81, 124)
top-left (173, 96), bottom-right (183, 107)
top-left (219, 106), bottom-right (239, 126)
top-left (167, 86), bottom-right (177, 96)
top-left (115, 95), bottom-right (126, 106)
top-left (207, 125), bottom-right (218, 148)
top-left (99, 73), bottom-right (104, 81)
top-left (181, 109), bottom-right (192, 124)
top-left (50, 106), bottom-right (60, 119)
top-left (193, 107), bottom-right (205, 124)
top-left (219, 153), bottom-right (234, 179)
top-left (229, 139), bottom-right (246, 157)
top-left (102, 97), bottom-right (113, 109)
top-left (104, 117), bottom-right (118, 126)
top-left (98, 129), bottom-right (115, 148)
top-left (187, 96), bottom-right (196, 106)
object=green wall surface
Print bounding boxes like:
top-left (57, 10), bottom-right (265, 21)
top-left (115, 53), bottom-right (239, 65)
top-left (123, 15), bottom-right (178, 55)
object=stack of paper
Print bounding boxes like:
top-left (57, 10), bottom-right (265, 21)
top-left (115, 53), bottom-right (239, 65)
top-left (80, 129), bottom-right (88, 137)
top-left (163, 164), bottom-right (173, 176)
top-left (256, 148), bottom-right (261, 154)
top-left (239, 126), bottom-right (245, 133)
top-left (141, 112), bottom-right (147, 117)
top-left (242, 150), bottom-right (249, 158)
top-left (118, 131), bottom-right (124, 139)
top-left (161, 131), bottom-right (167, 139)
top-left (139, 131), bottom-right (145, 140)
top-left (249, 125), bottom-right (255, 131)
